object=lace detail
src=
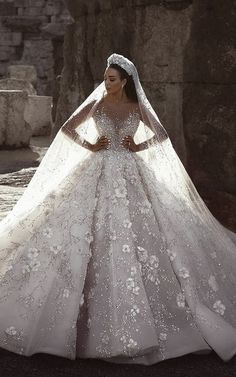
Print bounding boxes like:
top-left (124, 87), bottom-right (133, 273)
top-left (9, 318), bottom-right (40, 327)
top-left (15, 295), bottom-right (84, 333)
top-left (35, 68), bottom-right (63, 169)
top-left (93, 101), bottom-right (140, 152)
top-left (0, 54), bottom-right (236, 365)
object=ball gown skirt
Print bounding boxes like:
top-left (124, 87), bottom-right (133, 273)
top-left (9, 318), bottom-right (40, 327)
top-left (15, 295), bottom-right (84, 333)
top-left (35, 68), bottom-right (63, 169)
top-left (0, 102), bottom-right (236, 365)
top-left (0, 147), bottom-right (236, 365)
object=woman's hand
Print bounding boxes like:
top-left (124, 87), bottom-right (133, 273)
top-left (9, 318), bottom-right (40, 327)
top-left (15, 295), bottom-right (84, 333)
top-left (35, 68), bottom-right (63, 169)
top-left (121, 135), bottom-right (140, 152)
top-left (90, 136), bottom-right (110, 152)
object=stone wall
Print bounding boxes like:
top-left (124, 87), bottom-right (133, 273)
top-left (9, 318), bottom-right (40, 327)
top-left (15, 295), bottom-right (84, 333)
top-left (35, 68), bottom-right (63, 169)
top-left (55, 0), bottom-right (236, 230)
top-left (0, 0), bottom-right (71, 101)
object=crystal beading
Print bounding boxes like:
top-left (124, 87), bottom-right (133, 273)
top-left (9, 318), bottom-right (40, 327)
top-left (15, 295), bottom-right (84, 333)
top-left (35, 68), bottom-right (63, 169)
top-left (107, 53), bottom-right (134, 76)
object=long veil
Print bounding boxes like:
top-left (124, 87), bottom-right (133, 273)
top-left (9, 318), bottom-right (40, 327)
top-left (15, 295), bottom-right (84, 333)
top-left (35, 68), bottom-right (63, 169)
top-left (0, 54), bottom-right (235, 243)
top-left (0, 53), bottom-right (236, 361)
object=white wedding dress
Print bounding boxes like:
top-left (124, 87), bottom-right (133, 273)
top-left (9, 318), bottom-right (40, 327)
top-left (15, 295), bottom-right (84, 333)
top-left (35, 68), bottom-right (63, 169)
top-left (0, 100), bottom-right (236, 366)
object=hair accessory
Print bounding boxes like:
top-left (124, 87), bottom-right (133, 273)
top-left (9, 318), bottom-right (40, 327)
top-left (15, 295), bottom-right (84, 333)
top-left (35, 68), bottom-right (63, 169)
top-left (107, 53), bottom-right (134, 76)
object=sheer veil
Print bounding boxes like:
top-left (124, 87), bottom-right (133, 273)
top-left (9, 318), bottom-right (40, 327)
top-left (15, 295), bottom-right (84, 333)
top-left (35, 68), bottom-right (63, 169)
top-left (1, 53), bottom-right (236, 362)
top-left (0, 53), bottom-right (235, 247)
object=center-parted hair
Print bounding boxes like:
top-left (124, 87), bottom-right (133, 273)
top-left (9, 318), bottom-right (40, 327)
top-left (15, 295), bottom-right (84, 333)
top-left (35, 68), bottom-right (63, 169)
top-left (108, 63), bottom-right (138, 103)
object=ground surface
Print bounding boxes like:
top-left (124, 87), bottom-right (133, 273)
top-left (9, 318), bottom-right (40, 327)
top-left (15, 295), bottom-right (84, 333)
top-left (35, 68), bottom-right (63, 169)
top-left (0, 136), bottom-right (50, 220)
top-left (0, 348), bottom-right (236, 377)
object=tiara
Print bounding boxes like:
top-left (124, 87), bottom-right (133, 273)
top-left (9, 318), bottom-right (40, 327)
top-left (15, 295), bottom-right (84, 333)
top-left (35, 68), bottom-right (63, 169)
top-left (107, 53), bottom-right (134, 76)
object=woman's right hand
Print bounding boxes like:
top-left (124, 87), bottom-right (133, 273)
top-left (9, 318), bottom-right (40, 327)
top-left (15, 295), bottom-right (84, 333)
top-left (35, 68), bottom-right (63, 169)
top-left (91, 136), bottom-right (110, 152)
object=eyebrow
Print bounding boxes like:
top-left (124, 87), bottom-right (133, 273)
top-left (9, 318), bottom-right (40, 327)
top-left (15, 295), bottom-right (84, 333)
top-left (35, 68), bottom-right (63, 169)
top-left (104, 75), bottom-right (117, 78)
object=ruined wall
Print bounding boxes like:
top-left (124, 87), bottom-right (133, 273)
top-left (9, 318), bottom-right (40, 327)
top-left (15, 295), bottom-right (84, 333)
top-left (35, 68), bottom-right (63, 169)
top-left (55, 0), bottom-right (236, 230)
top-left (0, 0), bottom-right (71, 98)
top-left (183, 0), bottom-right (236, 227)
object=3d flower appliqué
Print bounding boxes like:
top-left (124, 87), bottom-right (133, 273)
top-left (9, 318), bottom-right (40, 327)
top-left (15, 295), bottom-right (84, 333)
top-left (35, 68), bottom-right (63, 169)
top-left (122, 244), bottom-right (131, 253)
top-left (50, 245), bottom-right (62, 255)
top-left (5, 326), bottom-right (17, 336)
top-left (167, 249), bottom-right (176, 261)
top-left (42, 227), bottom-right (53, 238)
top-left (208, 275), bottom-right (218, 292)
top-left (176, 292), bottom-right (186, 308)
top-left (149, 255), bottom-right (159, 268)
top-left (29, 260), bottom-right (41, 272)
top-left (130, 304), bottom-right (140, 317)
top-left (27, 248), bottom-right (39, 259)
top-left (159, 332), bottom-right (167, 341)
top-left (127, 338), bottom-right (138, 348)
top-left (126, 278), bottom-right (140, 295)
top-left (213, 300), bottom-right (226, 315)
top-left (85, 232), bottom-right (93, 243)
top-left (123, 219), bottom-right (132, 229)
top-left (115, 186), bottom-right (127, 198)
top-left (79, 293), bottom-right (84, 307)
top-left (178, 267), bottom-right (190, 279)
top-left (63, 288), bottom-right (70, 298)
top-left (137, 246), bottom-right (148, 262)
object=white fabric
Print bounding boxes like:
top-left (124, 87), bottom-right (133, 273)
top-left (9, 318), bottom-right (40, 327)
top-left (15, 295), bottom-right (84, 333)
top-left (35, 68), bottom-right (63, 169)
top-left (0, 54), bottom-right (236, 364)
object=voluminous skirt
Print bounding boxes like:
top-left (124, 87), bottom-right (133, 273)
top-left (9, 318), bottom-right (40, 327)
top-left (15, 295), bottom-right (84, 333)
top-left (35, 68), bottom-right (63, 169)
top-left (0, 149), bottom-right (236, 365)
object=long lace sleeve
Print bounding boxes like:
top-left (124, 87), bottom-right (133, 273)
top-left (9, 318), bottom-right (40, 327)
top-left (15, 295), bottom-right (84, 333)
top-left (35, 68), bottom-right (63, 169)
top-left (61, 101), bottom-right (96, 150)
top-left (137, 107), bottom-right (169, 151)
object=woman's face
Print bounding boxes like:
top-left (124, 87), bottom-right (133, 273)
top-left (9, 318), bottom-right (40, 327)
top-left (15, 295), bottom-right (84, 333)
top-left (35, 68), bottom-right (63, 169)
top-left (104, 67), bottom-right (126, 95)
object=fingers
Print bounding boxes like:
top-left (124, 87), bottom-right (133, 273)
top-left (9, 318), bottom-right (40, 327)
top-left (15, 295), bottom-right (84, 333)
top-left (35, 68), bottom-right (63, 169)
top-left (97, 136), bottom-right (110, 150)
top-left (122, 136), bottom-right (132, 147)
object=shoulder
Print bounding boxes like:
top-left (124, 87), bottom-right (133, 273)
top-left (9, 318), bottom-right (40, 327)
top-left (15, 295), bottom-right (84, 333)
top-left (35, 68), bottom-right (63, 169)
top-left (128, 101), bottom-right (141, 117)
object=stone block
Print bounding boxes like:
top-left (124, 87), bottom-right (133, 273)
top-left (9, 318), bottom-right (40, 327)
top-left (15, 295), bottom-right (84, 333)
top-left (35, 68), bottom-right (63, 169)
top-left (0, 78), bottom-right (37, 95)
top-left (7, 65), bottom-right (37, 86)
top-left (24, 6), bottom-right (44, 16)
top-left (28, 0), bottom-right (45, 6)
top-left (0, 63), bottom-right (7, 76)
top-left (0, 32), bottom-right (22, 46)
top-left (24, 95), bottom-right (52, 136)
top-left (17, 7), bottom-right (24, 16)
top-left (0, 51), bottom-right (9, 61)
top-left (13, 0), bottom-right (25, 6)
top-left (0, 2), bottom-right (16, 16)
top-left (11, 32), bottom-right (22, 46)
top-left (0, 33), bottom-right (12, 46)
top-left (44, 3), bottom-right (55, 16)
top-left (0, 90), bottom-right (32, 148)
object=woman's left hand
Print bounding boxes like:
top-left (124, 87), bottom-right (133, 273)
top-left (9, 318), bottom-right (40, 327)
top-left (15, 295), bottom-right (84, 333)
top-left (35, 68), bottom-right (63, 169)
top-left (121, 135), bottom-right (140, 152)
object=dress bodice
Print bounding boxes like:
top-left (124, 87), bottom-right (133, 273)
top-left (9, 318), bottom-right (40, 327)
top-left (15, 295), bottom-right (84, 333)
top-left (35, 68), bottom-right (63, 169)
top-left (93, 101), bottom-right (140, 152)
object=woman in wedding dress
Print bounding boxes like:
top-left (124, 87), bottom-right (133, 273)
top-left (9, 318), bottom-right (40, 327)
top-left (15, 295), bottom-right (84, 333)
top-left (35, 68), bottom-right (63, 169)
top-left (0, 53), bottom-right (236, 366)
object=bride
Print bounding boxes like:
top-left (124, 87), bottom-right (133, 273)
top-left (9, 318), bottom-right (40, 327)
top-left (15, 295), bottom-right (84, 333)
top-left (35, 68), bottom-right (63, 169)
top-left (0, 53), bottom-right (236, 366)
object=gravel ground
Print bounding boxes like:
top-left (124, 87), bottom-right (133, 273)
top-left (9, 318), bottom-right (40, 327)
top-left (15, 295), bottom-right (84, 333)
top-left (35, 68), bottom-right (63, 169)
top-left (0, 349), bottom-right (236, 377)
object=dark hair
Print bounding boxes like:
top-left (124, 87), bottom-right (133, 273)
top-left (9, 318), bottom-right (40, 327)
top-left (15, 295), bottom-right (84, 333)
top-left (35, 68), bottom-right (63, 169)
top-left (108, 63), bottom-right (138, 102)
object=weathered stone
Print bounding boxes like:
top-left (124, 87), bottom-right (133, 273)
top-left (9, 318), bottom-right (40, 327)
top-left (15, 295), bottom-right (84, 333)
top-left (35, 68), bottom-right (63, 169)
top-left (0, 2), bottom-right (16, 17)
top-left (0, 185), bottom-right (25, 222)
top-left (183, 0), bottom-right (236, 196)
top-left (0, 135), bottom-right (49, 220)
top-left (0, 31), bottom-right (22, 46)
top-left (7, 64), bottom-right (37, 86)
top-left (2, 16), bottom-right (42, 32)
top-left (0, 32), bottom-right (12, 46)
top-left (0, 90), bottom-right (32, 148)
top-left (24, 95), bottom-right (52, 136)
top-left (54, 2), bottom-right (192, 163)
top-left (0, 78), bottom-right (36, 95)
top-left (40, 22), bottom-right (69, 38)
top-left (55, 0), bottom-right (236, 231)
top-left (24, 6), bottom-right (45, 16)
top-left (0, 0), bottom-right (71, 113)
top-left (0, 51), bottom-right (9, 61)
